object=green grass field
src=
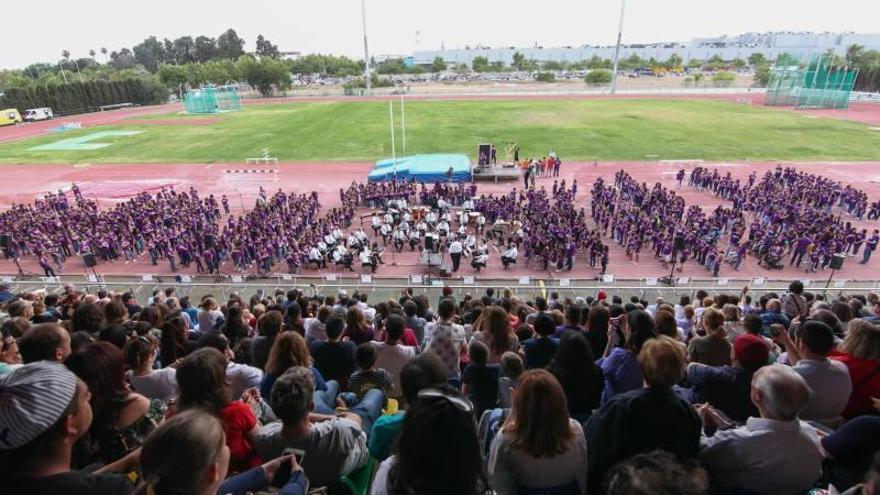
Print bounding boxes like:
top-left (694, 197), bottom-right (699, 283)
top-left (2, 98), bottom-right (880, 164)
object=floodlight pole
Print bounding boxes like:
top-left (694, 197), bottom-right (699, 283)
top-left (400, 94), bottom-right (406, 158)
top-left (361, 0), bottom-right (372, 94)
top-left (389, 101), bottom-right (397, 170)
top-left (610, 0), bottom-right (627, 95)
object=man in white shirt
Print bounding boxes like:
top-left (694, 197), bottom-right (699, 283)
top-left (471, 248), bottom-right (488, 272)
top-left (360, 247), bottom-right (374, 272)
top-left (698, 365), bottom-right (823, 495)
top-left (448, 237), bottom-right (464, 272)
top-left (423, 298), bottom-right (467, 379)
top-left (408, 229), bottom-right (420, 251)
top-left (776, 320), bottom-right (852, 423)
top-left (379, 223), bottom-right (392, 245)
top-left (501, 243), bottom-right (518, 269)
top-left (371, 213), bottom-right (382, 235)
top-left (309, 246), bottom-right (325, 268)
top-left (373, 314), bottom-right (416, 398)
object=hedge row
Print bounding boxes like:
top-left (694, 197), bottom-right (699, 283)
top-left (0, 78), bottom-right (168, 116)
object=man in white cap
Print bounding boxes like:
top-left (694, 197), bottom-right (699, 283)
top-left (1, 362), bottom-right (137, 494)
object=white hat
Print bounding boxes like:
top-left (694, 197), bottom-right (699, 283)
top-left (0, 362), bottom-right (78, 449)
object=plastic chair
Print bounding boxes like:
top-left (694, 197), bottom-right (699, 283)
top-left (328, 459), bottom-right (375, 495)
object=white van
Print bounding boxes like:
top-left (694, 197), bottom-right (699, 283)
top-left (23, 108), bottom-right (54, 122)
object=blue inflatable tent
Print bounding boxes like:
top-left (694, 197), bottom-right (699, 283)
top-left (367, 154), bottom-right (472, 183)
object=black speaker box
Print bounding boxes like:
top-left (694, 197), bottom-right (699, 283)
top-left (829, 253), bottom-right (845, 270)
top-left (83, 253), bottom-right (97, 268)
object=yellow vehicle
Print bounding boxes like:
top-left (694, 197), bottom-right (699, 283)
top-left (0, 109), bottom-right (22, 126)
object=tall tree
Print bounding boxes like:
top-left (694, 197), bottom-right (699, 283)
top-left (162, 39), bottom-right (176, 64)
top-left (194, 36), bottom-right (218, 63)
top-left (89, 49), bottom-right (96, 60)
top-left (173, 36), bottom-right (196, 64)
top-left (217, 29), bottom-right (245, 60)
top-left (431, 56), bottom-right (447, 72)
top-left (255, 35), bottom-right (280, 59)
top-left (109, 48), bottom-right (137, 70)
top-left (133, 36), bottom-right (166, 72)
top-left (512, 51), bottom-right (525, 70)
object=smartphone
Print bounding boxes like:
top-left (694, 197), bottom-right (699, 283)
top-left (271, 448), bottom-right (305, 486)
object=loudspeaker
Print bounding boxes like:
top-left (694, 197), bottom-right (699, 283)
top-left (425, 236), bottom-right (435, 252)
top-left (205, 234), bottom-right (216, 249)
top-left (674, 235), bottom-right (686, 253)
top-left (0, 234), bottom-right (11, 249)
top-left (829, 253), bottom-right (845, 270)
top-left (83, 253), bottom-right (97, 268)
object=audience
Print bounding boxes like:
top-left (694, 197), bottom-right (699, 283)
top-left (4, 277), bottom-right (880, 495)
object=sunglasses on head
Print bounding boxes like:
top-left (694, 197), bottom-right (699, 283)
top-left (417, 388), bottom-right (473, 413)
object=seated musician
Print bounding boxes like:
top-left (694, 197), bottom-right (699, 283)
top-left (409, 229), bottom-right (421, 251)
top-left (472, 247), bottom-right (489, 272)
top-left (309, 245), bottom-right (326, 268)
top-left (501, 243), bottom-right (518, 269)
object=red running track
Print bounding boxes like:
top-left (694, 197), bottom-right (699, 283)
top-left (2, 160), bottom-right (880, 282)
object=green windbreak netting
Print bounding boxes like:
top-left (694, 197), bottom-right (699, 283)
top-left (183, 86), bottom-right (241, 114)
top-left (765, 54), bottom-right (857, 110)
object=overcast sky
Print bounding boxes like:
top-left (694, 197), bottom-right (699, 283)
top-left (3, 0), bottom-right (879, 69)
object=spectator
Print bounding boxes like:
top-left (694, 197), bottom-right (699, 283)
top-left (523, 313), bottom-right (559, 370)
top-left (760, 298), bottom-right (791, 330)
top-left (284, 303), bottom-right (306, 335)
top-left (686, 333), bottom-right (768, 422)
top-left (103, 300), bottom-right (128, 326)
top-left (698, 365), bottom-right (822, 494)
top-left (347, 343), bottom-right (393, 403)
top-left (498, 351), bottom-right (523, 408)
top-left (252, 310), bottom-right (283, 371)
top-left (677, 305), bottom-right (696, 339)
top-left (71, 302), bottom-right (105, 335)
top-left (472, 305), bottom-right (519, 364)
top-left (488, 369), bottom-right (587, 495)
top-left (197, 333), bottom-right (263, 400)
top-left (687, 308), bottom-right (732, 366)
top-left (368, 353), bottom-right (447, 461)
top-left (822, 416), bottom-right (880, 492)
top-left (776, 320), bottom-right (852, 424)
top-left (373, 313), bottom-right (416, 399)
top-left (0, 331), bottom-right (22, 374)
top-left (403, 300), bottom-right (426, 345)
top-left (547, 331), bottom-right (604, 421)
top-left (124, 334), bottom-right (178, 401)
top-left (261, 331), bottom-right (327, 400)
top-left (783, 280), bottom-right (809, 321)
top-left (343, 307), bottom-right (375, 345)
top-left (829, 318), bottom-right (880, 418)
top-left (585, 335), bottom-right (701, 493)
top-left (553, 304), bottom-right (584, 337)
top-left (310, 316), bottom-right (357, 389)
top-left (18, 323), bottom-right (71, 364)
top-left (175, 347), bottom-right (261, 473)
top-left (462, 340), bottom-right (500, 418)
top-left (64, 341), bottom-right (165, 468)
top-left (139, 409), bottom-right (308, 495)
top-left (159, 311), bottom-right (195, 367)
top-left (197, 297), bottom-right (224, 334)
top-left (254, 366), bottom-right (383, 487)
top-left (597, 309), bottom-right (656, 403)
top-left (602, 450), bottom-right (710, 495)
top-left (221, 305), bottom-right (251, 349)
top-left (1, 362), bottom-right (138, 495)
top-left (304, 306), bottom-right (330, 346)
top-left (424, 298), bottom-right (467, 379)
top-left (584, 304), bottom-right (611, 357)
top-left (370, 386), bottom-right (490, 495)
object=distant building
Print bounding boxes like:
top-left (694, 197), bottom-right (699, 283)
top-left (279, 51), bottom-right (302, 61)
top-left (412, 31), bottom-right (880, 67)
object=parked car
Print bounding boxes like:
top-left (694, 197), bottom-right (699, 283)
top-left (0, 109), bottom-right (22, 126)
top-left (23, 107), bottom-right (54, 122)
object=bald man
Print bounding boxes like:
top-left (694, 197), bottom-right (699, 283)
top-left (697, 365), bottom-right (822, 494)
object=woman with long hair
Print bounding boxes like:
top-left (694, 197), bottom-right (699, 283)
top-left (174, 347), bottom-right (261, 473)
top-left (65, 341), bottom-right (165, 468)
top-left (687, 308), bottom-right (732, 366)
top-left (488, 370), bottom-right (587, 495)
top-left (597, 309), bottom-right (657, 404)
top-left (547, 331), bottom-right (605, 421)
top-left (343, 306), bottom-right (375, 345)
top-left (197, 297), bottom-right (224, 334)
top-left (472, 306), bottom-right (519, 364)
top-left (260, 331), bottom-right (327, 397)
top-left (830, 319), bottom-right (880, 418)
top-left (160, 310), bottom-right (195, 367)
top-left (370, 386), bottom-right (490, 495)
top-left (138, 410), bottom-right (308, 495)
top-left (124, 334), bottom-right (178, 401)
top-left (221, 305), bottom-right (251, 349)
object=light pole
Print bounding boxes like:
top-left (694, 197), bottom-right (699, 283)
top-left (361, 0), bottom-right (372, 94)
top-left (610, 0), bottom-right (627, 95)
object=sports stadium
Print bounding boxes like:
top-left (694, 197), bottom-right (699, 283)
top-left (2, 2), bottom-right (880, 495)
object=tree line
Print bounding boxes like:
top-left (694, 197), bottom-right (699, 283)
top-left (0, 78), bottom-right (167, 116)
